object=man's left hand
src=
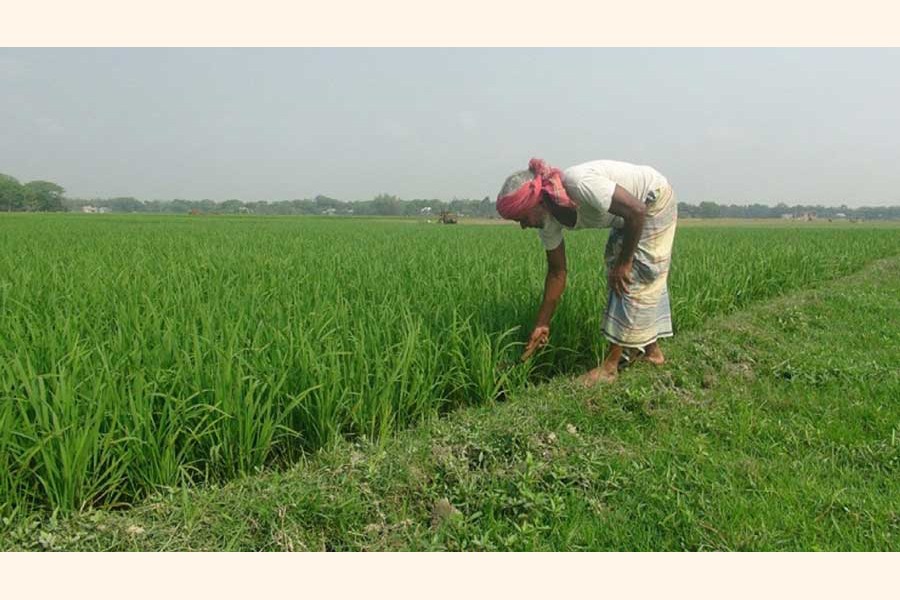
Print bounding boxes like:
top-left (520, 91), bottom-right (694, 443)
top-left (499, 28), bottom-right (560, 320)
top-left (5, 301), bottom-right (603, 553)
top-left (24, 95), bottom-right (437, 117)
top-left (608, 261), bottom-right (633, 296)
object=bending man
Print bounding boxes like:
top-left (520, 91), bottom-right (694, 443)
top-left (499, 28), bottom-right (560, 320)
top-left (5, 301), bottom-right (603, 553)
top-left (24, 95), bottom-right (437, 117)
top-left (496, 158), bottom-right (678, 384)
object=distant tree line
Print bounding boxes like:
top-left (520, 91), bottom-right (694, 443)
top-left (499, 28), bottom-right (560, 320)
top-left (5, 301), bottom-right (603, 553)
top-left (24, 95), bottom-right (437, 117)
top-left (677, 201), bottom-right (900, 221)
top-left (0, 173), bottom-right (66, 212)
top-left (3, 171), bottom-right (900, 220)
top-left (60, 193), bottom-right (503, 218)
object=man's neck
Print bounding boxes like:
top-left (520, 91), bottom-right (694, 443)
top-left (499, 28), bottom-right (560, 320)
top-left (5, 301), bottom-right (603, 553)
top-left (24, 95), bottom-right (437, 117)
top-left (545, 202), bottom-right (577, 228)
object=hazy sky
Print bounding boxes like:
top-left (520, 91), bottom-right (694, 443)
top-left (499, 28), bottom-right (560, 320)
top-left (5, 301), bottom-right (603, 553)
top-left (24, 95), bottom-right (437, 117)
top-left (2, 48), bottom-right (899, 206)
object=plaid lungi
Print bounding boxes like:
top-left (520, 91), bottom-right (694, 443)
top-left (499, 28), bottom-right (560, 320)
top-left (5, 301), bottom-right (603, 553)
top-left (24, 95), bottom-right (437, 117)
top-left (601, 184), bottom-right (678, 348)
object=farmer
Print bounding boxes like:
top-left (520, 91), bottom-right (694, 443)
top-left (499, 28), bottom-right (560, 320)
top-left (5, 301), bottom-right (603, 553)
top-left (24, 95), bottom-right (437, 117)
top-left (497, 158), bottom-right (678, 384)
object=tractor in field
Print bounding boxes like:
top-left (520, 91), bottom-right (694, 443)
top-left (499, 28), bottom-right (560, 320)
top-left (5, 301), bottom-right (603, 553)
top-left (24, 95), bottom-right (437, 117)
top-left (438, 210), bottom-right (458, 224)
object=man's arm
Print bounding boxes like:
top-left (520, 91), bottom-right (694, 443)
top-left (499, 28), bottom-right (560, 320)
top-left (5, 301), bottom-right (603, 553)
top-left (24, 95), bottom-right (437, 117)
top-left (522, 241), bottom-right (567, 360)
top-left (536, 241), bottom-right (567, 327)
top-left (606, 184), bottom-right (647, 295)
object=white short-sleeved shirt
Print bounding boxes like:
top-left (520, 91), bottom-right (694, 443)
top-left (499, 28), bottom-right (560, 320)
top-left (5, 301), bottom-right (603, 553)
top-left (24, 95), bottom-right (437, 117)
top-left (538, 160), bottom-right (669, 251)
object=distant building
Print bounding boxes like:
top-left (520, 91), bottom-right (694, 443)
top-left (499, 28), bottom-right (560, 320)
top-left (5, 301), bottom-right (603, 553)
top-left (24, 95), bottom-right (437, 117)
top-left (81, 205), bottom-right (97, 213)
top-left (97, 207), bottom-right (111, 214)
top-left (834, 212), bottom-right (847, 219)
top-left (420, 207), bottom-right (433, 215)
top-left (781, 213), bottom-right (793, 219)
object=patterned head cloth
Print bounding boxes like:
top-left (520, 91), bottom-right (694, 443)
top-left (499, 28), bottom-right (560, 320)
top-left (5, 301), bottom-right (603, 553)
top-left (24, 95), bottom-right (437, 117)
top-left (496, 158), bottom-right (578, 220)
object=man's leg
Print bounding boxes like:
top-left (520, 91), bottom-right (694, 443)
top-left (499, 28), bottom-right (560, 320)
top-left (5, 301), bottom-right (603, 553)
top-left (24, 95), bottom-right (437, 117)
top-left (642, 340), bottom-right (665, 365)
top-left (580, 343), bottom-right (624, 385)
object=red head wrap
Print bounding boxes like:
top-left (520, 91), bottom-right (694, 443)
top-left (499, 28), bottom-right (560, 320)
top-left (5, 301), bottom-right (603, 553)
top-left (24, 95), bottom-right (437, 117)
top-left (496, 158), bottom-right (577, 220)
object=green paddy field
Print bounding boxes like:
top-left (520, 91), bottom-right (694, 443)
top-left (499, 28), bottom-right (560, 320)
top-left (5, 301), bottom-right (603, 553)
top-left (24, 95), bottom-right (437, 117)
top-left (1, 214), bottom-right (898, 550)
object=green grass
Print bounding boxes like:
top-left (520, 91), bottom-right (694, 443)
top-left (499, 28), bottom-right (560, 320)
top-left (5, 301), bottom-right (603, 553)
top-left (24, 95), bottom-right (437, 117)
top-left (3, 254), bottom-right (897, 551)
top-left (1, 213), bottom-right (898, 519)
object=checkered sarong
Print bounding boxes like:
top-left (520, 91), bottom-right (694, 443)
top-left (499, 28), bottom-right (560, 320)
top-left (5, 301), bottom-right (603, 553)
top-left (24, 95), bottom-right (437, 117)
top-left (601, 184), bottom-right (678, 348)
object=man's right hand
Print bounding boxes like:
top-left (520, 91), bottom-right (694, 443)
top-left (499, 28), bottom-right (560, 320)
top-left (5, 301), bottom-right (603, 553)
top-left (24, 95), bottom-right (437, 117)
top-left (522, 325), bottom-right (550, 361)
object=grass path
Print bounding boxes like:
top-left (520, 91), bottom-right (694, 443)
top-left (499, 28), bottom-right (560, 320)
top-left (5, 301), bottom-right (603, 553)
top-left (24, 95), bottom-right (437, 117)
top-left (4, 257), bottom-right (899, 551)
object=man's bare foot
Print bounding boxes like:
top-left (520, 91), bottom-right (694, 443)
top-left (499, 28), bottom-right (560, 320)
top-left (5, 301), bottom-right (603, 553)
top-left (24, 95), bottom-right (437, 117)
top-left (642, 342), bottom-right (665, 365)
top-left (579, 364), bottom-right (618, 386)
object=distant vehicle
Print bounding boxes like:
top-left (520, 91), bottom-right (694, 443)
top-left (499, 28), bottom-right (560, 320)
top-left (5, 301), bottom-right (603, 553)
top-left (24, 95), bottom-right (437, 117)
top-left (438, 210), bottom-right (458, 224)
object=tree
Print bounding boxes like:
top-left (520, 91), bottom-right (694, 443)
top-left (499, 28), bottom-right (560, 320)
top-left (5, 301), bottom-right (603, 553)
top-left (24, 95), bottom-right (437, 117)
top-left (23, 180), bottom-right (65, 211)
top-left (169, 199), bottom-right (193, 213)
top-left (0, 173), bottom-right (24, 212)
top-left (221, 199), bottom-right (244, 214)
top-left (314, 195), bottom-right (342, 210)
top-left (698, 201), bottom-right (721, 219)
top-left (480, 195), bottom-right (495, 217)
top-left (747, 203), bottom-right (772, 218)
top-left (371, 193), bottom-right (402, 216)
top-left (107, 197), bottom-right (144, 213)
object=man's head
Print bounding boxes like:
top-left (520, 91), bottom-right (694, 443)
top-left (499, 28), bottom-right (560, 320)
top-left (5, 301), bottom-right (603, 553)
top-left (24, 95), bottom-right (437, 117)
top-left (496, 159), bottom-right (575, 228)
top-left (497, 169), bottom-right (546, 228)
